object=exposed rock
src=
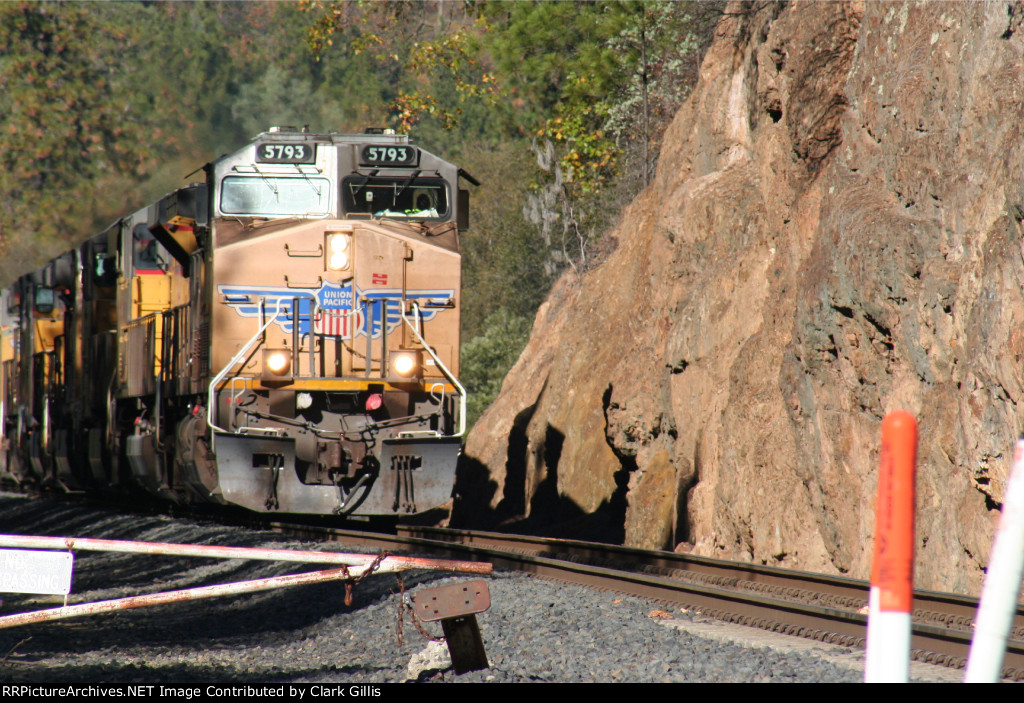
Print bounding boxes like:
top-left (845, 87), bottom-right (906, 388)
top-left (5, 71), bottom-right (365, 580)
top-left (405, 640), bottom-right (451, 681)
top-left (455, 0), bottom-right (1024, 594)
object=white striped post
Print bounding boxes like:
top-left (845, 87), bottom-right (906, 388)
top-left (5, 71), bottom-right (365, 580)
top-left (965, 438), bottom-right (1024, 682)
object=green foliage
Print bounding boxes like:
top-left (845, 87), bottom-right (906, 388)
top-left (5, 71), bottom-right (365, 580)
top-left (461, 308), bottom-right (533, 429)
top-left (523, 2), bottom-right (706, 196)
top-left (232, 64), bottom-right (342, 137)
top-left (0, 1), bottom-right (359, 282)
top-left (484, 1), bottom-right (627, 118)
top-left (602, 2), bottom-right (702, 185)
top-left (134, 2), bottom-right (322, 150)
top-left (398, 25), bottom-right (499, 132)
top-left (0, 1), bottom-right (155, 275)
top-left (303, 1), bottom-right (497, 133)
top-left (458, 142), bottom-right (553, 339)
top-left (539, 100), bottom-right (617, 196)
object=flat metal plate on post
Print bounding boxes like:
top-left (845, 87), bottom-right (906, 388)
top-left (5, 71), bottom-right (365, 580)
top-left (0, 549), bottom-right (73, 595)
top-left (413, 580), bottom-right (490, 674)
top-left (413, 579), bottom-right (490, 622)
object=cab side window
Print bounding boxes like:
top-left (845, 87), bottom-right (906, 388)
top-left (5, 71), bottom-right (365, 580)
top-left (133, 224), bottom-right (166, 273)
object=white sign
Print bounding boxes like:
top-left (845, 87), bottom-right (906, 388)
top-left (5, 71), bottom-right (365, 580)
top-left (0, 548), bottom-right (73, 595)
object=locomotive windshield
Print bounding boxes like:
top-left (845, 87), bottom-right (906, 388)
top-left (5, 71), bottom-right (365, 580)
top-left (341, 175), bottom-right (449, 219)
top-left (220, 176), bottom-right (330, 217)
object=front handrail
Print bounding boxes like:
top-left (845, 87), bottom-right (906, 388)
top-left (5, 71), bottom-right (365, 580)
top-left (207, 303), bottom-right (280, 451)
top-left (400, 302), bottom-right (466, 438)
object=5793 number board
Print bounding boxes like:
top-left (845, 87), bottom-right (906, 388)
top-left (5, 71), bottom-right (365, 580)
top-left (256, 143), bottom-right (316, 164)
top-left (360, 144), bottom-right (419, 167)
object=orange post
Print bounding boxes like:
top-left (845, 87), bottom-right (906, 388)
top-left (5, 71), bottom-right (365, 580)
top-left (871, 410), bottom-right (917, 611)
top-left (865, 410), bottom-right (917, 682)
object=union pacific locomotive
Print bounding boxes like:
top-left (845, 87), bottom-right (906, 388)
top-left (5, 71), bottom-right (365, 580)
top-left (0, 127), bottom-right (474, 516)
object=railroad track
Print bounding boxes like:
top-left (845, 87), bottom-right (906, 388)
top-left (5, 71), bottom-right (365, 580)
top-left (271, 522), bottom-right (1024, 681)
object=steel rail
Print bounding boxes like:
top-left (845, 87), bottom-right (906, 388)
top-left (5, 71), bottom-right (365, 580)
top-left (398, 526), bottom-right (1000, 629)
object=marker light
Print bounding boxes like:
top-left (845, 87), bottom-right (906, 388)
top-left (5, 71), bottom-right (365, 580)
top-left (365, 393), bottom-right (383, 411)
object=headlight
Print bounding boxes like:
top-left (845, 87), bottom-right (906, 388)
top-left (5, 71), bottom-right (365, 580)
top-left (326, 233), bottom-right (352, 271)
top-left (264, 350), bottom-right (291, 376)
top-left (391, 350), bottom-right (420, 379)
top-left (329, 251), bottom-right (349, 270)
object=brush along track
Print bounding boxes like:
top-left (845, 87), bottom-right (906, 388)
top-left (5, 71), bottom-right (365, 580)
top-left (270, 522), bottom-right (1024, 681)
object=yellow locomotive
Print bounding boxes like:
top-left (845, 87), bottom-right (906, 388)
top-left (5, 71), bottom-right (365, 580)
top-left (0, 127), bottom-right (473, 516)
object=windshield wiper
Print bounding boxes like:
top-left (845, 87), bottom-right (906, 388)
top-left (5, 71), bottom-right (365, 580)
top-left (291, 165), bottom-right (322, 198)
top-left (252, 165), bottom-right (279, 199)
top-left (351, 170), bottom-right (379, 201)
top-left (394, 170), bottom-right (421, 200)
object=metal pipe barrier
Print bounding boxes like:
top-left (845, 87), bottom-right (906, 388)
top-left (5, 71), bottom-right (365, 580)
top-left (0, 534), bottom-right (492, 630)
top-left (0, 566), bottom-right (380, 630)
top-left (0, 534), bottom-right (491, 573)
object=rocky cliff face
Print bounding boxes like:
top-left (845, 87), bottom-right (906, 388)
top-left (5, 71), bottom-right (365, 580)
top-left (456, 0), bottom-right (1024, 594)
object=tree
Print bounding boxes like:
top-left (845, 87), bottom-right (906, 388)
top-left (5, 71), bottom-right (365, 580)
top-left (0, 1), bottom-right (338, 282)
top-left (0, 2), bottom-right (155, 274)
top-left (495, 2), bottom-right (718, 272)
top-left (303, 0), bottom-right (498, 134)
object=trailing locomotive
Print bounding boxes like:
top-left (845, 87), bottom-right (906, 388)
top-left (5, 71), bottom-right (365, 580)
top-left (0, 127), bottom-right (474, 516)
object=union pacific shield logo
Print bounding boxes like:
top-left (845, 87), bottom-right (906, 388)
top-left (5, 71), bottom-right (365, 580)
top-left (218, 281), bottom-right (453, 339)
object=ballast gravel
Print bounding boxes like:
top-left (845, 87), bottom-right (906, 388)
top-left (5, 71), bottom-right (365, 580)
top-left (0, 493), bottom-right (953, 683)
